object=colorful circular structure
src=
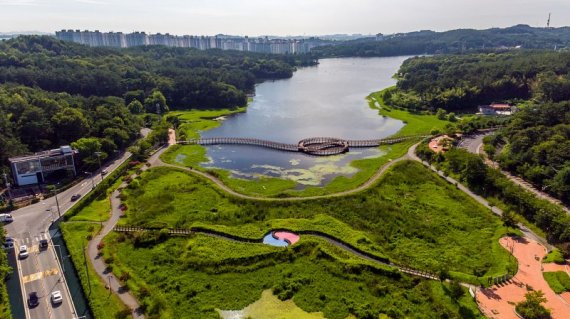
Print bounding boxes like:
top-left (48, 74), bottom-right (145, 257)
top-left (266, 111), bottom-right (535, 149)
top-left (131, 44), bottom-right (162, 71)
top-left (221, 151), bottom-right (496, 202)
top-left (262, 231), bottom-right (300, 247)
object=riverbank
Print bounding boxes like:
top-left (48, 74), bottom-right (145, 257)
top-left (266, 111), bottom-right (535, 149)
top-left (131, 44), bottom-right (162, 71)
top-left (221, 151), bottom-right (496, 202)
top-left (160, 88), bottom-right (449, 197)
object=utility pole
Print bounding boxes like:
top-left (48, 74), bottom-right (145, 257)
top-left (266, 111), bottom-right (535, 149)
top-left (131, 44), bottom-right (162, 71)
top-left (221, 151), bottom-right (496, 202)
top-left (2, 172), bottom-right (12, 202)
top-left (53, 186), bottom-right (62, 220)
top-left (85, 172), bottom-right (95, 189)
top-left (94, 152), bottom-right (102, 181)
top-left (547, 13), bottom-right (551, 28)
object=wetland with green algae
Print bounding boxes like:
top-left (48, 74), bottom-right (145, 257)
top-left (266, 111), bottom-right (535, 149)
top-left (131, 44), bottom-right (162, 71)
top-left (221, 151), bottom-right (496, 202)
top-left (100, 159), bottom-right (511, 318)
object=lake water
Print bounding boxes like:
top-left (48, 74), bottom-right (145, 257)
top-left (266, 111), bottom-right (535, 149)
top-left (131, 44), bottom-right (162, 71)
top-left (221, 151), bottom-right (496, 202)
top-left (198, 57), bottom-right (410, 187)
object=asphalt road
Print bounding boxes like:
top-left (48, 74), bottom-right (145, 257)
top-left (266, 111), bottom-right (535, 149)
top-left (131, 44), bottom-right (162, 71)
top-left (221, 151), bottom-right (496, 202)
top-left (4, 150), bottom-right (132, 319)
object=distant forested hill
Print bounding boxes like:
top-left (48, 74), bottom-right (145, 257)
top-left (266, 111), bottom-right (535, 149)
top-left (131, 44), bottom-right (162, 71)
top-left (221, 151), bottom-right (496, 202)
top-left (312, 24), bottom-right (570, 57)
top-left (385, 51), bottom-right (570, 112)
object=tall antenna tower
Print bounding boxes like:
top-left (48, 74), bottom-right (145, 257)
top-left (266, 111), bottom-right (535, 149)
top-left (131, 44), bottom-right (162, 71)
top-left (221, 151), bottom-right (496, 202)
top-left (547, 13), bottom-right (551, 28)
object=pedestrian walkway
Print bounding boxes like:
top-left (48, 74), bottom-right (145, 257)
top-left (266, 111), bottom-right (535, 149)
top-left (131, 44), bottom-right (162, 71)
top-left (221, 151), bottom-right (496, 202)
top-left (86, 188), bottom-right (145, 319)
top-left (476, 237), bottom-right (570, 319)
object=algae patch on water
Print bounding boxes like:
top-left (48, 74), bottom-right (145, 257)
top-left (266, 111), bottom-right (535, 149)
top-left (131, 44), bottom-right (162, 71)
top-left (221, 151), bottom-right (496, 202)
top-left (217, 290), bottom-right (325, 319)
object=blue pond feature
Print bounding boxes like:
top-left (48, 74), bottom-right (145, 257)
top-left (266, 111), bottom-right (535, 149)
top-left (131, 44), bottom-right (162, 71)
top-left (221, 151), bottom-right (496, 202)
top-left (262, 233), bottom-right (289, 247)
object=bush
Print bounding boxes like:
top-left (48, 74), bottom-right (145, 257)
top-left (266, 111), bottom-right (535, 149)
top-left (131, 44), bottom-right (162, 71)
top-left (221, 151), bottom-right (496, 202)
top-left (515, 291), bottom-right (551, 319)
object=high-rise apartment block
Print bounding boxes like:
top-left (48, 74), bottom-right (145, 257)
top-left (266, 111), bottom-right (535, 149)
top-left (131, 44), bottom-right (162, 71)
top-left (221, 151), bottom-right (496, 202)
top-left (55, 30), bottom-right (324, 54)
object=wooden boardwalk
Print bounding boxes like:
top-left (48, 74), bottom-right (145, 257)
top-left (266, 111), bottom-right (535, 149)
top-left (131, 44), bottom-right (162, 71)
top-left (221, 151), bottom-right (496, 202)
top-left (178, 135), bottom-right (429, 156)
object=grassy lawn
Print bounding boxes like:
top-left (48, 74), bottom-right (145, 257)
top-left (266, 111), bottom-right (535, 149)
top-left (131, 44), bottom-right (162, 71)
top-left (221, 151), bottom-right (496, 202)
top-left (160, 89), bottom-right (449, 198)
top-left (103, 232), bottom-right (483, 319)
top-left (368, 88), bottom-right (449, 136)
top-left (121, 160), bottom-right (515, 285)
top-left (543, 271), bottom-right (570, 294)
top-left (60, 222), bottom-right (130, 319)
top-left (543, 249), bottom-right (566, 264)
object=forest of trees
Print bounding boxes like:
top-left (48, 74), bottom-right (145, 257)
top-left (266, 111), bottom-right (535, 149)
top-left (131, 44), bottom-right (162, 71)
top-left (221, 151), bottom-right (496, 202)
top-left (490, 102), bottom-right (570, 202)
top-left (385, 51), bottom-right (570, 112)
top-left (0, 36), bottom-right (316, 175)
top-left (313, 24), bottom-right (570, 57)
top-left (391, 50), bottom-right (570, 203)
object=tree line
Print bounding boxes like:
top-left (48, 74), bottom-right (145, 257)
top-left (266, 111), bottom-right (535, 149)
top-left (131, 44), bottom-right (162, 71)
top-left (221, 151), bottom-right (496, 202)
top-left (387, 51), bottom-right (570, 112)
top-left (0, 36), bottom-right (316, 111)
top-left (312, 24), bottom-right (570, 58)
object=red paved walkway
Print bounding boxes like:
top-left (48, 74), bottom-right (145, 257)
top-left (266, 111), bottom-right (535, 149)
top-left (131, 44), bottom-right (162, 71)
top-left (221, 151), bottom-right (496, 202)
top-left (476, 237), bottom-right (570, 319)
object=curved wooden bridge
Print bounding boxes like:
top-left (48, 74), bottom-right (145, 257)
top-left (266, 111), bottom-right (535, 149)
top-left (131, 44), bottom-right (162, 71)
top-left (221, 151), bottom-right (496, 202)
top-left (178, 135), bottom-right (429, 156)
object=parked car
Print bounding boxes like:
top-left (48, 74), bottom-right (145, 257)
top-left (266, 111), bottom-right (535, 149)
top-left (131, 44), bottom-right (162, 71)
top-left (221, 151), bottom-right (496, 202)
top-left (70, 194), bottom-right (81, 201)
top-left (39, 239), bottom-right (48, 250)
top-left (2, 242), bottom-right (14, 249)
top-left (101, 169), bottom-right (108, 176)
top-left (51, 290), bottom-right (63, 304)
top-left (28, 292), bottom-right (39, 308)
top-left (19, 245), bottom-right (29, 258)
top-left (0, 214), bottom-right (13, 223)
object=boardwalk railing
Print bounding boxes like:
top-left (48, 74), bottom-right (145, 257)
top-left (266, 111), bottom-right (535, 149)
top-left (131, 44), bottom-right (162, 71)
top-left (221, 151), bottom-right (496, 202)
top-left (177, 135), bottom-right (431, 156)
top-left (113, 225), bottom-right (440, 281)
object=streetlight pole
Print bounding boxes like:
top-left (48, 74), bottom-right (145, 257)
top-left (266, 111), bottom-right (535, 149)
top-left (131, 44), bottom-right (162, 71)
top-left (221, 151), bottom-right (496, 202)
top-left (53, 186), bottom-right (62, 220)
top-left (85, 172), bottom-right (95, 189)
top-left (94, 152), bottom-right (102, 180)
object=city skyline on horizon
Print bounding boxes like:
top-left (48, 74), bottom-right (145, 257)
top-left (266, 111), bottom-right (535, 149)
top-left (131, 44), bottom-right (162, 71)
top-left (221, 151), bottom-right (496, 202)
top-left (1, 0), bottom-right (570, 37)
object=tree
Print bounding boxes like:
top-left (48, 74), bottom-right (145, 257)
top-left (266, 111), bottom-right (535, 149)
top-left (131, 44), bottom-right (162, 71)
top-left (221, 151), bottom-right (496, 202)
top-left (515, 291), bottom-right (551, 319)
top-left (52, 107), bottom-right (90, 144)
top-left (71, 137), bottom-right (107, 168)
top-left (144, 90), bottom-right (169, 114)
top-left (501, 209), bottom-right (518, 228)
top-left (448, 280), bottom-right (464, 300)
top-left (127, 100), bottom-right (144, 114)
top-left (436, 108), bottom-right (447, 120)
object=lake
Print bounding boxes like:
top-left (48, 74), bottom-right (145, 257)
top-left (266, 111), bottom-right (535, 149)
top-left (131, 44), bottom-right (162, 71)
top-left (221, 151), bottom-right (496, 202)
top-left (198, 56), bottom-right (410, 187)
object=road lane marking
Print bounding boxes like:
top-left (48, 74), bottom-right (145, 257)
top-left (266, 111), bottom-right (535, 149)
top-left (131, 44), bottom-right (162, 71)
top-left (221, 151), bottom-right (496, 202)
top-left (22, 268), bottom-right (60, 284)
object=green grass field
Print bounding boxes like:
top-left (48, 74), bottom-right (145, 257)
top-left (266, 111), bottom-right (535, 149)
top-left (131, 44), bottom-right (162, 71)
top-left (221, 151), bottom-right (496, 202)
top-left (543, 249), bottom-right (566, 264)
top-left (103, 231), bottom-right (484, 319)
top-left (543, 271), bottom-right (570, 294)
top-left (60, 222), bottom-right (130, 319)
top-left (121, 160), bottom-right (515, 283)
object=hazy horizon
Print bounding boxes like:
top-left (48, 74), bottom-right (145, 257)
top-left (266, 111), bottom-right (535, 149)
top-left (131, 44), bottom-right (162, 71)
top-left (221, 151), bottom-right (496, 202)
top-left (1, 0), bottom-right (569, 37)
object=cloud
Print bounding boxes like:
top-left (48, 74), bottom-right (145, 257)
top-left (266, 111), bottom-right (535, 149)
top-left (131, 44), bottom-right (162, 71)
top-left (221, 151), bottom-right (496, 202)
top-left (72, 0), bottom-right (108, 4)
top-left (0, 0), bottom-right (37, 5)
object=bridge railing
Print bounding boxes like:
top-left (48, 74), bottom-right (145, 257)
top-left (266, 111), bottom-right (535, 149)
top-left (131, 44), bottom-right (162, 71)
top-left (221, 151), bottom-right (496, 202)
top-left (177, 135), bottom-right (432, 153)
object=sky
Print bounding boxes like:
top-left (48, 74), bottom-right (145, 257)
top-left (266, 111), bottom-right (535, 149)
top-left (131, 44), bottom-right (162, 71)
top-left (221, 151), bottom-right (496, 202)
top-left (1, 0), bottom-right (570, 36)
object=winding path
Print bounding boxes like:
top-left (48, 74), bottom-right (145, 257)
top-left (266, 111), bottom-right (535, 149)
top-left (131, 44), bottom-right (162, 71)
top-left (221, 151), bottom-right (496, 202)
top-left (112, 225), bottom-right (439, 281)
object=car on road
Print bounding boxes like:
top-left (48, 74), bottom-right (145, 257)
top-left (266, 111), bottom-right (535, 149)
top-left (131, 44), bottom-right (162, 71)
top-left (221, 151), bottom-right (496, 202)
top-left (51, 290), bottom-right (63, 304)
top-left (28, 292), bottom-right (39, 308)
top-left (101, 169), bottom-right (108, 176)
top-left (0, 213), bottom-right (13, 223)
top-left (19, 245), bottom-right (29, 258)
top-left (70, 194), bottom-right (81, 201)
top-left (2, 242), bottom-right (14, 249)
top-left (39, 239), bottom-right (49, 250)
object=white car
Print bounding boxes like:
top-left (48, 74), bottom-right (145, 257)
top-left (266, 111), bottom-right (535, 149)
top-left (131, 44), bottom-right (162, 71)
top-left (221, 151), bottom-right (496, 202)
top-left (51, 290), bottom-right (63, 304)
top-left (19, 245), bottom-right (29, 258)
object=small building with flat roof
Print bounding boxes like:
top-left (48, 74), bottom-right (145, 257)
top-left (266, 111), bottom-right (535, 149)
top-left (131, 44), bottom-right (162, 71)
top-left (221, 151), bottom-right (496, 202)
top-left (9, 146), bottom-right (77, 186)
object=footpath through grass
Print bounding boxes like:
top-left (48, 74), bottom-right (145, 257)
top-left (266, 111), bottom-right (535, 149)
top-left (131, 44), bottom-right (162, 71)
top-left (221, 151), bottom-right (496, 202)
top-left (103, 231), bottom-right (484, 319)
top-left (61, 222), bottom-right (130, 319)
top-left (160, 89), bottom-right (449, 198)
top-left (122, 160), bottom-right (515, 284)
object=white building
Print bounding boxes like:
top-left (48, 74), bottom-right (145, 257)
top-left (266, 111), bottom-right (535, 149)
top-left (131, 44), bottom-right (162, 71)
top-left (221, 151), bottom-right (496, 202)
top-left (9, 146), bottom-right (77, 186)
